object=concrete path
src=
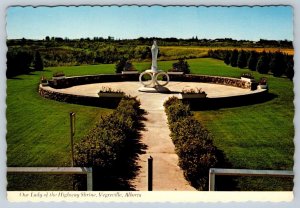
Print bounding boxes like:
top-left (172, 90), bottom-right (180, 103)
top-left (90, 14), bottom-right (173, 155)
top-left (132, 92), bottom-right (196, 191)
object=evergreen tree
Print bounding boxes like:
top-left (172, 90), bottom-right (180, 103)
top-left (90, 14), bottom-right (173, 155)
top-left (224, 51), bottom-right (231, 65)
top-left (33, 51), bottom-right (44, 71)
top-left (269, 51), bottom-right (286, 77)
top-left (247, 51), bottom-right (258, 71)
top-left (230, 49), bottom-right (239, 67)
top-left (256, 51), bottom-right (269, 74)
top-left (237, 50), bottom-right (247, 68)
top-left (285, 56), bottom-right (294, 81)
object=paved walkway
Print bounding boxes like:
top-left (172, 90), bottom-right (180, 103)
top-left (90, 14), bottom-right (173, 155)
top-left (131, 92), bottom-right (195, 191)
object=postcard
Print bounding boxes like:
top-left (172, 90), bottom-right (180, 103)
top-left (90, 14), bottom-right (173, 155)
top-left (2, 0), bottom-right (297, 205)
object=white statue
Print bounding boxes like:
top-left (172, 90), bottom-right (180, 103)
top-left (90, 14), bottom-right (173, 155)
top-left (151, 40), bottom-right (158, 72)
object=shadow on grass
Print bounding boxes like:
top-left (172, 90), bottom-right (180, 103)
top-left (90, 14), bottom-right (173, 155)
top-left (187, 92), bottom-right (278, 111)
top-left (213, 148), bottom-right (239, 191)
top-left (75, 110), bottom-right (148, 191)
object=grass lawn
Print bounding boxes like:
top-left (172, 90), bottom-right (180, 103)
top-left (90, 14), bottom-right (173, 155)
top-left (7, 58), bottom-right (294, 191)
top-left (190, 58), bottom-right (294, 190)
top-left (7, 66), bottom-right (114, 190)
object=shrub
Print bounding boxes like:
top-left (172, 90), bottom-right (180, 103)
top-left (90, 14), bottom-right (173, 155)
top-left (269, 51), bottom-right (286, 77)
top-left (285, 57), bottom-right (294, 81)
top-left (230, 49), bottom-right (239, 67)
top-left (256, 51), bottom-right (269, 74)
top-left (171, 58), bottom-right (190, 74)
top-left (33, 51), bottom-right (44, 71)
top-left (164, 97), bottom-right (218, 190)
top-left (115, 58), bottom-right (134, 73)
top-left (247, 51), bottom-right (259, 71)
top-left (237, 50), bottom-right (247, 69)
top-left (224, 51), bottom-right (231, 65)
top-left (74, 96), bottom-right (142, 175)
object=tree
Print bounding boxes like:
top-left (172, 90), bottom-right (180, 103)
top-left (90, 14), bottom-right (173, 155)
top-left (285, 56), bottom-right (294, 80)
top-left (256, 51), bottom-right (269, 74)
top-left (6, 49), bottom-right (33, 78)
top-left (172, 58), bottom-right (190, 74)
top-left (269, 51), bottom-right (286, 77)
top-left (237, 50), bottom-right (247, 68)
top-left (224, 51), bottom-right (231, 65)
top-left (33, 51), bottom-right (44, 71)
top-left (230, 49), bottom-right (239, 67)
top-left (247, 51), bottom-right (258, 71)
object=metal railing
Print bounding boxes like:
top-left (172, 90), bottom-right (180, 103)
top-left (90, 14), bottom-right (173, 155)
top-left (209, 168), bottom-right (294, 191)
top-left (7, 167), bottom-right (93, 191)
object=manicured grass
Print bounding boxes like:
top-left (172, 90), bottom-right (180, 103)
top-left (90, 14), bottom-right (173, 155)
top-left (7, 58), bottom-right (294, 190)
top-left (7, 68), bottom-right (113, 190)
top-left (191, 58), bottom-right (294, 190)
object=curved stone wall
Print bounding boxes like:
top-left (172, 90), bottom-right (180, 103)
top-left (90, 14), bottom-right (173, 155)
top-left (40, 73), bottom-right (266, 108)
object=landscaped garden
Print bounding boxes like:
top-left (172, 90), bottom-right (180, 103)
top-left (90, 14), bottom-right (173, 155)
top-left (7, 57), bottom-right (294, 191)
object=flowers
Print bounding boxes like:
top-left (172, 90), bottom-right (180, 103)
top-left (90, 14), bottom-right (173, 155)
top-left (53, 71), bottom-right (65, 77)
top-left (259, 77), bottom-right (267, 85)
top-left (181, 88), bottom-right (207, 96)
top-left (98, 86), bottom-right (125, 94)
top-left (241, 73), bottom-right (254, 79)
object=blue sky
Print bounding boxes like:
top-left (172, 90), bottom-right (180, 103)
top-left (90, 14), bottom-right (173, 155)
top-left (6, 6), bottom-right (293, 41)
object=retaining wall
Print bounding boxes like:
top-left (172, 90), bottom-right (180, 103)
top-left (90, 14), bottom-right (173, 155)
top-left (40, 73), bottom-right (265, 108)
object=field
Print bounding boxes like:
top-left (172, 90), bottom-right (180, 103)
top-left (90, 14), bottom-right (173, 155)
top-left (7, 58), bottom-right (294, 190)
top-left (159, 46), bottom-right (294, 60)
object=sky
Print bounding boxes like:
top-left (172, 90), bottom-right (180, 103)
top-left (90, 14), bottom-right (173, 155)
top-left (6, 6), bottom-right (293, 41)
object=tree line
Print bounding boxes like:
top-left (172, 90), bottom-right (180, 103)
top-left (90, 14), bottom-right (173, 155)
top-left (208, 49), bottom-right (294, 80)
top-left (6, 49), bottom-right (44, 78)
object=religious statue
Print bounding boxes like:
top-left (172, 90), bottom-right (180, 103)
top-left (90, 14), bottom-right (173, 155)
top-left (138, 40), bottom-right (170, 91)
top-left (151, 40), bottom-right (158, 72)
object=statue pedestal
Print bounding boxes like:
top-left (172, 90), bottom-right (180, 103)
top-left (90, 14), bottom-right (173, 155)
top-left (138, 85), bottom-right (170, 93)
top-left (138, 69), bottom-right (170, 93)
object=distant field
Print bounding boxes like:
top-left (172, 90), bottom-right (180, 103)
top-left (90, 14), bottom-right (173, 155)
top-left (159, 46), bottom-right (294, 60)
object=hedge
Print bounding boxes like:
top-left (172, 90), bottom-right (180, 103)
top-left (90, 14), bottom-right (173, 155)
top-left (164, 96), bottom-right (217, 190)
top-left (74, 96), bottom-right (143, 190)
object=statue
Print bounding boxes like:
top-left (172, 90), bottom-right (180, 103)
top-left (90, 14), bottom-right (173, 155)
top-left (151, 40), bottom-right (158, 72)
top-left (138, 40), bottom-right (170, 92)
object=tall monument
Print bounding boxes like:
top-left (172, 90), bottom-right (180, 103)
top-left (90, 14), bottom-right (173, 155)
top-left (138, 40), bottom-right (170, 92)
top-left (151, 40), bottom-right (159, 72)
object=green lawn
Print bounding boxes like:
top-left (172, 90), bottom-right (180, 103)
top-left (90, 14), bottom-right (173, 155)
top-left (7, 66), bottom-right (114, 190)
top-left (190, 58), bottom-right (294, 190)
top-left (7, 58), bottom-right (294, 190)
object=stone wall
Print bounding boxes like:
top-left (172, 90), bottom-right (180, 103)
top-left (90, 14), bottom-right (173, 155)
top-left (49, 74), bottom-right (140, 89)
top-left (41, 73), bottom-right (261, 108)
top-left (39, 87), bottom-right (121, 108)
top-left (49, 73), bottom-right (255, 90)
top-left (168, 74), bottom-right (255, 89)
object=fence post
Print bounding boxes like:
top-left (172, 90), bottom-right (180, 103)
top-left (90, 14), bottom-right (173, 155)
top-left (86, 167), bottom-right (93, 191)
top-left (209, 168), bottom-right (215, 191)
top-left (148, 156), bottom-right (153, 191)
top-left (70, 112), bottom-right (76, 167)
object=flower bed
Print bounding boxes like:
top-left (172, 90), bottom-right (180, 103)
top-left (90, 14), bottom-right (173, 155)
top-left (180, 88), bottom-right (207, 99)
